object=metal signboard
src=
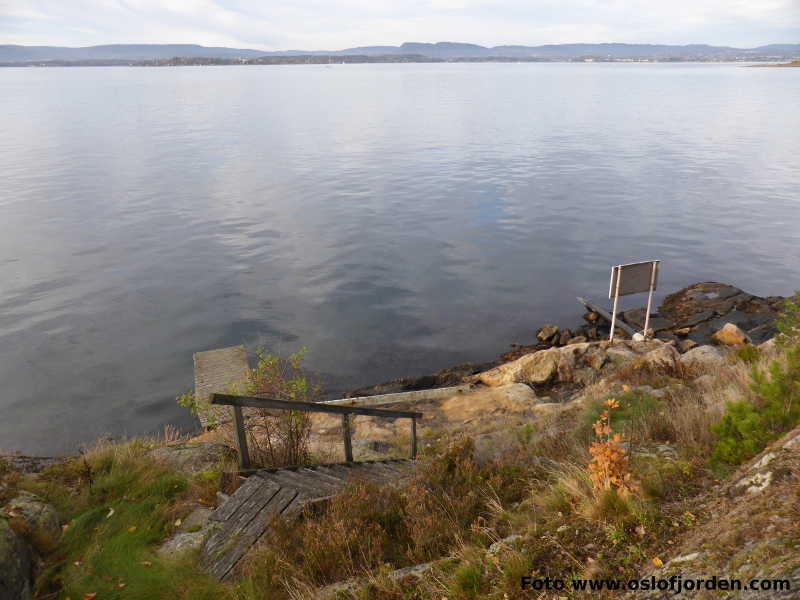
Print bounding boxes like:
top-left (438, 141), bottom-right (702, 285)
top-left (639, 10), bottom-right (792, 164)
top-left (608, 260), bottom-right (660, 341)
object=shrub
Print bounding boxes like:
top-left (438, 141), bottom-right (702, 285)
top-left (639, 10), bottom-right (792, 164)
top-left (710, 291), bottom-right (800, 469)
top-left (235, 348), bottom-right (320, 468)
top-left (587, 399), bottom-right (639, 498)
top-left (733, 345), bottom-right (761, 364)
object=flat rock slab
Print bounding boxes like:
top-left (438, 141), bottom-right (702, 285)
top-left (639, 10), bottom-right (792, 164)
top-left (193, 345), bottom-right (251, 428)
top-left (200, 459), bottom-right (416, 581)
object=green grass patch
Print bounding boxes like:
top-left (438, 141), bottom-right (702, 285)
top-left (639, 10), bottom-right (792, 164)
top-left (578, 390), bottom-right (663, 442)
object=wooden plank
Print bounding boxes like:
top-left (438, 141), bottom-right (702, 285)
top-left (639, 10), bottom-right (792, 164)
top-left (193, 345), bottom-right (251, 428)
top-left (257, 470), bottom-right (339, 496)
top-left (322, 385), bottom-right (471, 408)
top-left (311, 465), bottom-right (351, 482)
top-left (215, 487), bottom-right (298, 581)
top-left (342, 414), bottom-right (353, 462)
top-left (211, 393), bottom-right (422, 419)
top-left (208, 475), bottom-right (266, 522)
top-left (298, 467), bottom-right (349, 487)
top-left (576, 297), bottom-right (637, 335)
top-left (202, 459), bottom-right (418, 581)
top-left (232, 406), bottom-right (251, 470)
top-left (201, 479), bottom-right (282, 578)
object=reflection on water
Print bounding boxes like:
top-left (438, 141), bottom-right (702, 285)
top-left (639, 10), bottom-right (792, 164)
top-left (1, 63), bottom-right (799, 453)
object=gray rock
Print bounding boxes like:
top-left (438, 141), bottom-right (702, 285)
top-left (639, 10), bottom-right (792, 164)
top-left (641, 343), bottom-right (680, 370)
top-left (0, 518), bottom-right (34, 600)
top-left (148, 443), bottom-right (235, 475)
top-left (3, 492), bottom-right (60, 542)
top-left (486, 534), bottom-right (523, 559)
top-left (679, 345), bottom-right (725, 370)
top-left (179, 506), bottom-right (213, 532)
top-left (606, 345), bottom-right (636, 365)
top-left (157, 529), bottom-right (208, 558)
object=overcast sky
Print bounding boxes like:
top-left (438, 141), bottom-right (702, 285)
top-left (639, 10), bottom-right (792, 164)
top-left (2, 0), bottom-right (799, 50)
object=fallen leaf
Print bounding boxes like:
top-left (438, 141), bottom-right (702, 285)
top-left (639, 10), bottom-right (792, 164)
top-left (652, 557), bottom-right (663, 567)
top-left (106, 508), bottom-right (115, 519)
top-left (118, 583), bottom-right (127, 588)
top-left (83, 594), bottom-right (97, 600)
top-left (128, 526), bottom-right (137, 533)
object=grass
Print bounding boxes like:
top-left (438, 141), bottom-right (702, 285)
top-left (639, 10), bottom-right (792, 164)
top-left (5, 437), bottom-right (232, 600)
top-left (4, 324), bottom-right (795, 600)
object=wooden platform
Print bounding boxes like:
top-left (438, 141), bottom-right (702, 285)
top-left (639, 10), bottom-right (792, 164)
top-left (193, 345), bottom-right (251, 428)
top-left (200, 459), bottom-right (416, 580)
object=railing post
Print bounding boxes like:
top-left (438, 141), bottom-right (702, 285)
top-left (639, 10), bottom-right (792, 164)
top-left (232, 406), bottom-right (251, 470)
top-left (411, 416), bottom-right (417, 460)
top-left (342, 414), bottom-right (353, 462)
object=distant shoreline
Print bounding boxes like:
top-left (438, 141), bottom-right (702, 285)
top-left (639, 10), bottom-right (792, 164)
top-left (749, 60), bottom-right (800, 67)
top-left (1, 56), bottom-right (792, 68)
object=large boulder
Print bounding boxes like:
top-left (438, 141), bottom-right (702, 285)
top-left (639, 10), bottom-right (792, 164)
top-left (477, 348), bottom-right (561, 387)
top-left (518, 348), bottom-right (561, 384)
top-left (712, 323), bottom-right (752, 346)
top-left (148, 443), bottom-right (236, 475)
top-left (0, 518), bottom-right (34, 600)
top-left (679, 345), bottom-right (725, 370)
top-left (640, 343), bottom-right (680, 370)
top-left (440, 384), bottom-right (539, 420)
top-left (3, 492), bottom-right (60, 542)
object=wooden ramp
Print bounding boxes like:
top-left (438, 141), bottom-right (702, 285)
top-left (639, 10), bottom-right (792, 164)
top-left (200, 459), bottom-right (415, 581)
top-left (193, 345), bottom-right (250, 428)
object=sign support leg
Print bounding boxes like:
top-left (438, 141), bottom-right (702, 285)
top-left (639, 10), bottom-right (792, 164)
top-left (609, 266), bottom-right (621, 342)
top-left (643, 262), bottom-right (658, 338)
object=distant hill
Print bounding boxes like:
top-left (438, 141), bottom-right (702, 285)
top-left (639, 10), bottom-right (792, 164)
top-left (3, 41), bottom-right (800, 63)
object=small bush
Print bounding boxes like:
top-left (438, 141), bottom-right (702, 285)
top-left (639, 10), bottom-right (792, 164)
top-left (587, 399), bottom-right (639, 498)
top-left (733, 345), bottom-right (761, 364)
top-left (710, 291), bottom-right (800, 469)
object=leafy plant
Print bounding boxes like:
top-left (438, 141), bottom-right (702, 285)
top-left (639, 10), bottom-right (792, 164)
top-left (587, 399), bottom-right (639, 498)
top-left (235, 348), bottom-right (321, 468)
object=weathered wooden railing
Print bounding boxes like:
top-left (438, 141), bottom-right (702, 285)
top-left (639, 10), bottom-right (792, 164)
top-left (211, 393), bottom-right (423, 470)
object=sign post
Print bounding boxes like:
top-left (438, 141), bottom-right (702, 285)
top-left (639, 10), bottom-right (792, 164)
top-left (608, 260), bottom-right (660, 341)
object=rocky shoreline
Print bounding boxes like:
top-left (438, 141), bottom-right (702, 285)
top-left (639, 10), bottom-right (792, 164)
top-left (349, 281), bottom-right (785, 397)
top-left (1, 282), bottom-right (786, 462)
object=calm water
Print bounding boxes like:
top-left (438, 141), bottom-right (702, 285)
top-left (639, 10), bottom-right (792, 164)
top-left (1, 63), bottom-right (799, 454)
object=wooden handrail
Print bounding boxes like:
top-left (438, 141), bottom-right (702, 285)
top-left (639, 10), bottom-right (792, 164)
top-left (211, 393), bottom-right (421, 469)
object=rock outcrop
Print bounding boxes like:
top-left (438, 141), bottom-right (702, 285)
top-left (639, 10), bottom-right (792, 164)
top-left (148, 443), bottom-right (236, 475)
top-left (0, 518), bottom-right (34, 600)
top-left (626, 426), bottom-right (800, 599)
top-left (475, 339), bottom-right (669, 388)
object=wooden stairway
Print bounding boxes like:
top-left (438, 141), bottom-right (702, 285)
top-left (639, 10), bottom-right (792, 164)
top-left (200, 459), bottom-right (416, 580)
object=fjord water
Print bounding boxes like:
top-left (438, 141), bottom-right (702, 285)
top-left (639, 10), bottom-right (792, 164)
top-left (1, 63), bottom-right (799, 454)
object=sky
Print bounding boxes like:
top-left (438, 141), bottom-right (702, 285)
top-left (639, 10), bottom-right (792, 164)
top-left (1, 0), bottom-right (799, 50)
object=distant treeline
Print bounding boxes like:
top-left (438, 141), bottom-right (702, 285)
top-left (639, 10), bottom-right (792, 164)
top-left (0, 54), bottom-right (784, 67)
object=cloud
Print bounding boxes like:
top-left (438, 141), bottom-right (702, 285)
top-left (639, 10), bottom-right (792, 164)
top-left (1, 0), bottom-right (798, 48)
